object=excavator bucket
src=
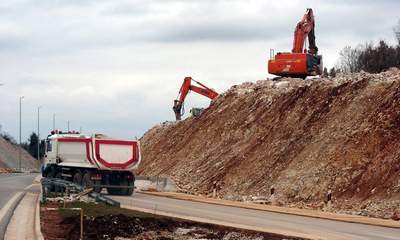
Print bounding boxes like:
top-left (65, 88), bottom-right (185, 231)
top-left (173, 100), bottom-right (183, 120)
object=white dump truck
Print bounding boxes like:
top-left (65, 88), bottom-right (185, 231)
top-left (42, 131), bottom-right (141, 195)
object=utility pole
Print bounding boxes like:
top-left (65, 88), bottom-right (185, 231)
top-left (53, 113), bottom-right (56, 130)
top-left (19, 96), bottom-right (24, 171)
top-left (37, 106), bottom-right (42, 161)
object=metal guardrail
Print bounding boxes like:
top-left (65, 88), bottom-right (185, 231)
top-left (41, 178), bottom-right (120, 207)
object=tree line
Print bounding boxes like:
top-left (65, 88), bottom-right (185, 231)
top-left (1, 131), bottom-right (45, 160)
top-left (324, 20), bottom-right (400, 77)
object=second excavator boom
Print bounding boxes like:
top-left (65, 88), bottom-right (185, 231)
top-left (173, 77), bottom-right (218, 120)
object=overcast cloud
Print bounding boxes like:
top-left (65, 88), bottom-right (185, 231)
top-left (0, 0), bottom-right (399, 141)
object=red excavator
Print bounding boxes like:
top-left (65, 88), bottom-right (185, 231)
top-left (268, 8), bottom-right (322, 79)
top-left (173, 77), bottom-right (218, 120)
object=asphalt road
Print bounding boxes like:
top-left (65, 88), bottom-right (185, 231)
top-left (0, 173), bottom-right (37, 208)
top-left (113, 193), bottom-right (400, 240)
top-left (0, 173), bottom-right (38, 240)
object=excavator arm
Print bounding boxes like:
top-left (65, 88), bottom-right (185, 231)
top-left (292, 8), bottom-right (318, 54)
top-left (173, 77), bottom-right (218, 120)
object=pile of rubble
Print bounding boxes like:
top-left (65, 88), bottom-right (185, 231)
top-left (0, 168), bottom-right (14, 173)
top-left (138, 68), bottom-right (400, 219)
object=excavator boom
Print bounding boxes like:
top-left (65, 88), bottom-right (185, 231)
top-left (268, 8), bottom-right (322, 78)
top-left (173, 77), bottom-right (218, 120)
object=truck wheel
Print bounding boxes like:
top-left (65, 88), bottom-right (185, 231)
top-left (126, 183), bottom-right (134, 196)
top-left (73, 172), bottom-right (82, 186)
top-left (119, 179), bottom-right (128, 195)
top-left (82, 172), bottom-right (102, 193)
top-left (126, 179), bottom-right (134, 196)
top-left (55, 172), bottom-right (65, 193)
top-left (119, 179), bottom-right (134, 196)
top-left (47, 166), bottom-right (57, 178)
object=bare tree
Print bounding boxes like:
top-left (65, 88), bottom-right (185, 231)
top-left (323, 67), bottom-right (328, 77)
top-left (358, 41), bottom-right (398, 73)
top-left (329, 67), bottom-right (337, 78)
top-left (394, 19), bottom-right (400, 44)
top-left (337, 45), bottom-right (362, 73)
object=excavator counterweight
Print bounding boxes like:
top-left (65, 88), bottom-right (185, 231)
top-left (268, 8), bottom-right (322, 78)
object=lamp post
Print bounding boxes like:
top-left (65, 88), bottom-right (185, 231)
top-left (37, 106), bottom-right (42, 161)
top-left (19, 96), bottom-right (24, 171)
top-left (53, 113), bottom-right (56, 130)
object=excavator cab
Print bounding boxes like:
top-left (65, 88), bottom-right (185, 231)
top-left (268, 8), bottom-right (323, 79)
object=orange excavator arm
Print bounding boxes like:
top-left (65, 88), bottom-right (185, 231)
top-left (173, 77), bottom-right (218, 120)
top-left (292, 8), bottom-right (318, 54)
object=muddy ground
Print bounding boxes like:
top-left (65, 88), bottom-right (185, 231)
top-left (40, 201), bottom-right (306, 240)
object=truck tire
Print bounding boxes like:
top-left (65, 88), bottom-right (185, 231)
top-left (73, 172), bottom-right (82, 186)
top-left (126, 179), bottom-right (134, 196)
top-left (82, 172), bottom-right (102, 193)
top-left (54, 172), bottom-right (65, 193)
top-left (126, 183), bottom-right (134, 196)
top-left (119, 179), bottom-right (128, 195)
top-left (47, 166), bottom-right (57, 178)
top-left (119, 179), bottom-right (134, 196)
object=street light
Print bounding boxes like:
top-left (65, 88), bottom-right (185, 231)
top-left (19, 96), bottom-right (24, 171)
top-left (53, 113), bottom-right (56, 130)
top-left (37, 106), bottom-right (42, 161)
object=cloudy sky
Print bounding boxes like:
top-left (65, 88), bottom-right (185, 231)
top-left (0, 0), bottom-right (399, 142)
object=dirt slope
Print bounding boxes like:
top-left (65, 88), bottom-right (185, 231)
top-left (138, 69), bottom-right (400, 219)
top-left (0, 137), bottom-right (39, 170)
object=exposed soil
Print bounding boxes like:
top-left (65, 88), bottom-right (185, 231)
top-left (0, 136), bottom-right (39, 171)
top-left (137, 69), bottom-right (400, 220)
top-left (40, 202), bottom-right (305, 240)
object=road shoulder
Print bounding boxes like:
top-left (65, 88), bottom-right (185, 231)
top-left (4, 192), bottom-right (40, 240)
top-left (0, 192), bottom-right (25, 239)
top-left (141, 191), bottom-right (400, 229)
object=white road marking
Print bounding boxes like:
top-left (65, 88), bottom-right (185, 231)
top-left (23, 184), bottom-right (34, 191)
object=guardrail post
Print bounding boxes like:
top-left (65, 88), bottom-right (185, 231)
top-left (80, 208), bottom-right (84, 240)
top-left (270, 185), bottom-right (276, 205)
top-left (326, 190), bottom-right (332, 209)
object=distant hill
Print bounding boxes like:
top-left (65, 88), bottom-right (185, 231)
top-left (0, 136), bottom-right (40, 170)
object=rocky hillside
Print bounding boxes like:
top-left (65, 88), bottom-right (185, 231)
top-left (0, 136), bottom-right (40, 171)
top-left (137, 69), bottom-right (400, 219)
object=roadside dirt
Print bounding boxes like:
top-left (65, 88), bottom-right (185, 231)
top-left (137, 69), bottom-right (400, 220)
top-left (40, 202), bottom-right (305, 240)
top-left (0, 137), bottom-right (39, 171)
